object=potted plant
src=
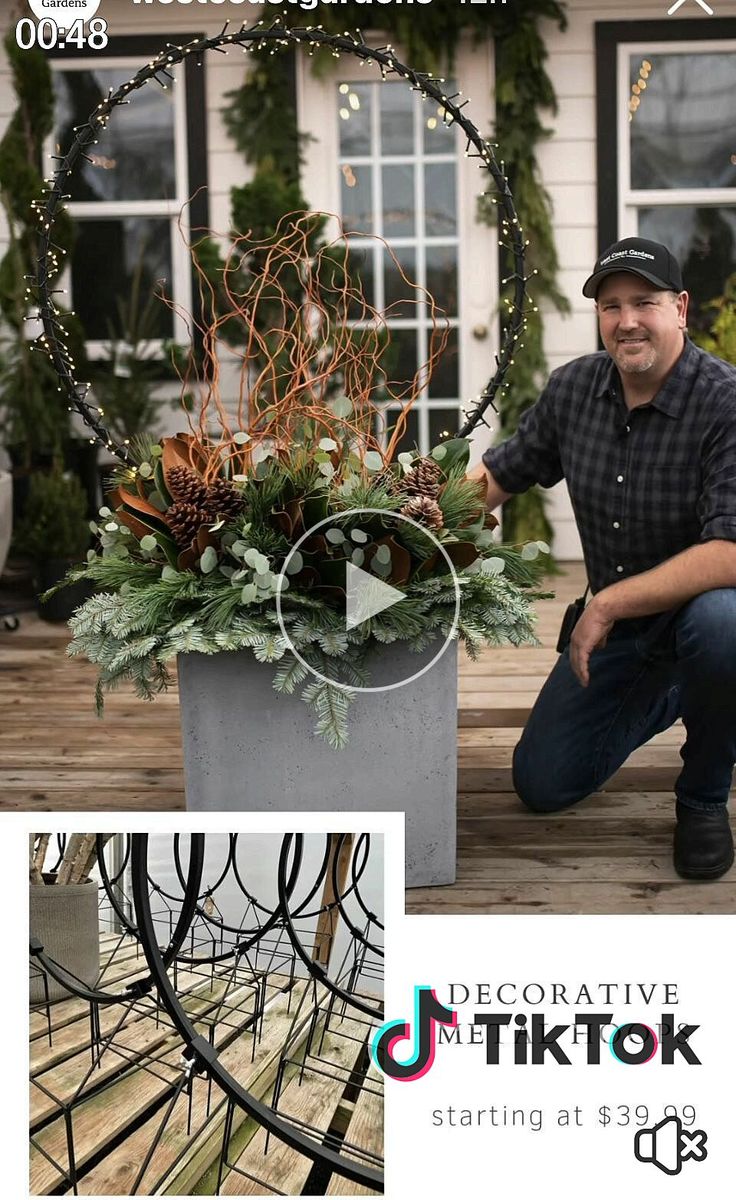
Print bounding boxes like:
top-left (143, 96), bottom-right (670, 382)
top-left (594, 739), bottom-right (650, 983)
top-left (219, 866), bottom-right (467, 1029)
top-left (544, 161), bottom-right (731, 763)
top-left (29, 834), bottom-right (109, 1003)
top-left (58, 216), bottom-right (549, 887)
top-left (15, 467), bottom-right (91, 620)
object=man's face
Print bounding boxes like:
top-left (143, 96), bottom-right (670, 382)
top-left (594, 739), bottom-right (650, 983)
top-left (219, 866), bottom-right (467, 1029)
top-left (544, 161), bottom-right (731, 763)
top-left (596, 273), bottom-right (688, 377)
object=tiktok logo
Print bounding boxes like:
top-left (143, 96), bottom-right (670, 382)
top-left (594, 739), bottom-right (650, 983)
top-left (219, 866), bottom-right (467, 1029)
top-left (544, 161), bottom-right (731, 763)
top-left (371, 986), bottom-right (457, 1081)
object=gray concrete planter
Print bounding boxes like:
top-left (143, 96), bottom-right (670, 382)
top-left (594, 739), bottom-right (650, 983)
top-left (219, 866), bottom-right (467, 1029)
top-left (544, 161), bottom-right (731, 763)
top-left (29, 877), bottom-right (100, 1004)
top-left (0, 470), bottom-right (11, 578)
top-left (178, 642), bottom-right (457, 888)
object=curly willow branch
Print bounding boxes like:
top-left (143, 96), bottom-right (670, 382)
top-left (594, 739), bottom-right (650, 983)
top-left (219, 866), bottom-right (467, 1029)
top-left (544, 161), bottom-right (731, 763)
top-left (31, 20), bottom-right (528, 465)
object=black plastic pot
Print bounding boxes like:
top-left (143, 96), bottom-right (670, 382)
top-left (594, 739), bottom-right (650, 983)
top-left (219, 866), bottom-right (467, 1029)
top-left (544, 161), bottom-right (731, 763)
top-left (36, 558), bottom-right (92, 622)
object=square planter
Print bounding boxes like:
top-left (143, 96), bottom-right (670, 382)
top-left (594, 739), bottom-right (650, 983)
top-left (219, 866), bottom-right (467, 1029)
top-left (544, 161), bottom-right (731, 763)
top-left (178, 641), bottom-right (457, 887)
top-left (29, 877), bottom-right (100, 1004)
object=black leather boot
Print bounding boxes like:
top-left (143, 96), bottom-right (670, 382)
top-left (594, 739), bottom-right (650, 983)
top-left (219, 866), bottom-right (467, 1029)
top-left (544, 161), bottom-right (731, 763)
top-left (673, 801), bottom-right (735, 880)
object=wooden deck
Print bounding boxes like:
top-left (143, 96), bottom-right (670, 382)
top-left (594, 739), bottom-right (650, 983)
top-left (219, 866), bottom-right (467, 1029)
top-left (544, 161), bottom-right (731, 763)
top-left (30, 933), bottom-right (382, 1196)
top-left (4, 564), bottom-right (735, 913)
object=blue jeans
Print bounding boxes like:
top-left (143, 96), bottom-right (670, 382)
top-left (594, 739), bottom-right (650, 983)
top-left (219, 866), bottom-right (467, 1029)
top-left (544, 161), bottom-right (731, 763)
top-left (513, 588), bottom-right (736, 813)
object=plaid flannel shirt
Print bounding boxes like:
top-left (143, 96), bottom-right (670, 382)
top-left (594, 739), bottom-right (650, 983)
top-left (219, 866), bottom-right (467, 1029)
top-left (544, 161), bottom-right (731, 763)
top-left (483, 337), bottom-right (736, 594)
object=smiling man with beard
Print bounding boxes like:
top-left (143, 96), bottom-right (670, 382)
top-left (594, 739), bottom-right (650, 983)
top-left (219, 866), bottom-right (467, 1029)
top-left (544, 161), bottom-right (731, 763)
top-left (468, 237), bottom-right (736, 880)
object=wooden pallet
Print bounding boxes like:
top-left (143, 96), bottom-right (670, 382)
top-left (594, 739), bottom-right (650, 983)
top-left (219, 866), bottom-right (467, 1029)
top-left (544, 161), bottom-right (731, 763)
top-left (27, 934), bottom-right (382, 1196)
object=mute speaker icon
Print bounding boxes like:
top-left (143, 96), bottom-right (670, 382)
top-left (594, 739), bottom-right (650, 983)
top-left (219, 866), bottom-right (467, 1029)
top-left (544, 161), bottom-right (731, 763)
top-left (634, 1114), bottom-right (708, 1176)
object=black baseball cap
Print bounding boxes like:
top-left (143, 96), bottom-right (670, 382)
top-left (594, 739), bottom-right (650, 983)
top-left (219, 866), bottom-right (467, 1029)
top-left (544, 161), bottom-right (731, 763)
top-left (582, 237), bottom-right (684, 298)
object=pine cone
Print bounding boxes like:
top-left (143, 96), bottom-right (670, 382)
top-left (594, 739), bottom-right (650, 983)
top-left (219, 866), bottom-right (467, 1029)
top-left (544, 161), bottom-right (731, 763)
top-left (168, 501), bottom-right (205, 549)
top-left (402, 457), bottom-right (443, 499)
top-left (372, 465), bottom-right (403, 495)
top-left (400, 495), bottom-right (444, 531)
top-left (206, 477), bottom-right (243, 522)
top-left (167, 465), bottom-right (209, 508)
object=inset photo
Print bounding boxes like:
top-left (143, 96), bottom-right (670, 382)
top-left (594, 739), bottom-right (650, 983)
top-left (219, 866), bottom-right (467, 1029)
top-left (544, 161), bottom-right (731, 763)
top-left (29, 832), bottom-right (384, 1196)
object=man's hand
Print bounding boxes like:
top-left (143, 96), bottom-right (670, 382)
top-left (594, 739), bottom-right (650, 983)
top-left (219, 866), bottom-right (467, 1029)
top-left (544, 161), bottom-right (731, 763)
top-left (569, 597), bottom-right (615, 687)
top-left (466, 461), bottom-right (511, 511)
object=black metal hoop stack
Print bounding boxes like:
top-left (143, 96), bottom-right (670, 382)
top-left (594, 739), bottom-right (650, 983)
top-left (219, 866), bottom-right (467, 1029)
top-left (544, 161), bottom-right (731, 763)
top-left (29, 832), bottom-right (384, 1195)
top-left (30, 19), bottom-right (529, 461)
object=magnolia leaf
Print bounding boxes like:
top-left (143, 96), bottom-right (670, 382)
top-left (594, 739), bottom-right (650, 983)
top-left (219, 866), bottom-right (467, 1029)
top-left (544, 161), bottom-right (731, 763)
top-left (199, 546), bottom-right (218, 573)
top-left (431, 438), bottom-right (470, 474)
top-left (148, 490), bottom-right (167, 512)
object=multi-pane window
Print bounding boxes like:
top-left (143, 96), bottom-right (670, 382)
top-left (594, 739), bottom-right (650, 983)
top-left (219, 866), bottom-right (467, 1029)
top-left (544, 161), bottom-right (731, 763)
top-left (620, 43), bottom-right (736, 328)
top-left (337, 79), bottom-right (461, 455)
top-left (52, 61), bottom-right (191, 351)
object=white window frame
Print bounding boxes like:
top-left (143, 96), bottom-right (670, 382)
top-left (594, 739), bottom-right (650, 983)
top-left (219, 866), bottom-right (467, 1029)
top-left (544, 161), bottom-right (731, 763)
top-left (47, 55), bottom-right (193, 360)
top-left (617, 39), bottom-right (736, 239)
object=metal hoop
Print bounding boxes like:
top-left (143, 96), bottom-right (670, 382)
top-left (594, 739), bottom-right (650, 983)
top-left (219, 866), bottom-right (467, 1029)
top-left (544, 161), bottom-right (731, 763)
top-left (32, 20), bottom-right (527, 459)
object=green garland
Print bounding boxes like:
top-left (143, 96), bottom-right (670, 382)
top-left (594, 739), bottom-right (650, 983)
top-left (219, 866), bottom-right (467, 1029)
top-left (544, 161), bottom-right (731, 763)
top-left (221, 2), bottom-right (568, 556)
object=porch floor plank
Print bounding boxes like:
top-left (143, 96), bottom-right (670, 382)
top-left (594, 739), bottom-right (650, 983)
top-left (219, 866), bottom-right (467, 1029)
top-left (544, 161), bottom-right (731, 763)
top-left (4, 563), bottom-right (735, 913)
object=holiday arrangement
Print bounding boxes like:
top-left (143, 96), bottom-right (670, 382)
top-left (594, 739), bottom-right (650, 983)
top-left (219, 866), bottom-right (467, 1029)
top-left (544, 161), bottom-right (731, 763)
top-left (61, 215), bottom-right (548, 747)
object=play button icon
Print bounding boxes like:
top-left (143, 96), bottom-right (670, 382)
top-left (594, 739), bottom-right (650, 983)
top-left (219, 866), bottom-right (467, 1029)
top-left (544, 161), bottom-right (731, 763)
top-left (346, 563), bottom-right (405, 630)
top-left (275, 505), bottom-right (461, 693)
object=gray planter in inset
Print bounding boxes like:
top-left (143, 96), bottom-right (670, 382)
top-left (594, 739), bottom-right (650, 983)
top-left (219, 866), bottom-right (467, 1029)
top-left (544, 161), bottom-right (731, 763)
top-left (178, 642), bottom-right (457, 887)
top-left (29, 877), bottom-right (100, 1004)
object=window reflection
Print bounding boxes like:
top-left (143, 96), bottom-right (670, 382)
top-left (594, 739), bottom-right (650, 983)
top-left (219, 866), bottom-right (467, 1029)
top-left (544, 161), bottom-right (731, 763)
top-left (382, 165), bottom-right (415, 236)
top-left (338, 82), bottom-right (371, 156)
top-left (629, 53), bottom-right (736, 190)
top-left (638, 206), bottom-right (736, 330)
top-left (55, 69), bottom-right (176, 202)
top-left (380, 83), bottom-right (413, 155)
top-left (71, 218), bottom-right (172, 340)
top-left (425, 163), bottom-right (457, 236)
